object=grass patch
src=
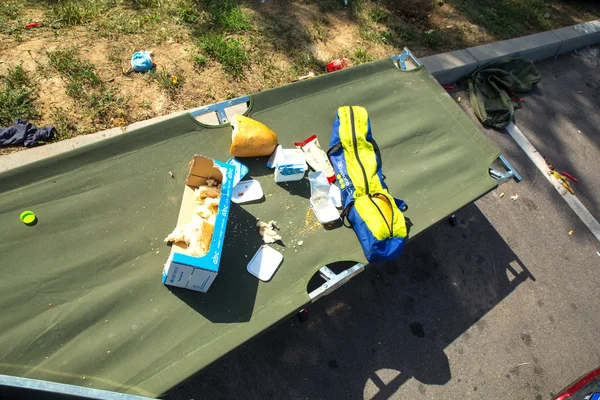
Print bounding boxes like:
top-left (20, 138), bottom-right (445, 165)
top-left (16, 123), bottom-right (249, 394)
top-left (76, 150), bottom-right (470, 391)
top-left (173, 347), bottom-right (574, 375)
top-left (46, 49), bottom-right (101, 99)
top-left (126, 0), bottom-right (162, 9)
top-left (107, 47), bottom-right (124, 64)
top-left (370, 8), bottom-right (390, 23)
top-left (152, 70), bottom-right (184, 96)
top-left (192, 53), bottom-right (208, 70)
top-left (421, 29), bottom-right (446, 51)
top-left (0, 1), bottom-right (22, 20)
top-left (394, 24), bottom-right (419, 42)
top-left (95, 10), bottom-right (162, 37)
top-left (50, 106), bottom-right (80, 139)
top-left (300, 0), bottom-right (343, 13)
top-left (0, 0), bottom-right (25, 34)
top-left (211, 4), bottom-right (249, 33)
top-left (48, 0), bottom-right (116, 27)
top-left (291, 52), bottom-right (327, 75)
top-left (201, 34), bottom-right (248, 77)
top-left (349, 47), bottom-right (373, 65)
top-left (452, 0), bottom-right (553, 39)
top-left (172, 3), bottom-right (203, 24)
top-left (359, 25), bottom-right (395, 45)
top-left (0, 63), bottom-right (38, 126)
top-left (46, 49), bottom-right (127, 127)
top-left (311, 19), bottom-right (329, 42)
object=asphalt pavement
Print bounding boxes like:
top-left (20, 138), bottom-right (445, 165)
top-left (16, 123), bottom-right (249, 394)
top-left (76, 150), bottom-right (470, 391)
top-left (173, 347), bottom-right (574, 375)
top-left (166, 48), bottom-right (600, 400)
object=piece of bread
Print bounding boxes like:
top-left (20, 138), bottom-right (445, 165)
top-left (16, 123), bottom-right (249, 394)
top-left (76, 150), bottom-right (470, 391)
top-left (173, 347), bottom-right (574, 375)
top-left (230, 115), bottom-right (278, 157)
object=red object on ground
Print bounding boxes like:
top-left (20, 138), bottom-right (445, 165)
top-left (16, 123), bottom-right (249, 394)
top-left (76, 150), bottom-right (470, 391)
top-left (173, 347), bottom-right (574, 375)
top-left (24, 21), bottom-right (42, 29)
top-left (554, 367), bottom-right (600, 400)
top-left (442, 85), bottom-right (455, 90)
top-left (561, 171), bottom-right (579, 183)
top-left (520, 97), bottom-right (525, 102)
top-left (326, 58), bottom-right (352, 73)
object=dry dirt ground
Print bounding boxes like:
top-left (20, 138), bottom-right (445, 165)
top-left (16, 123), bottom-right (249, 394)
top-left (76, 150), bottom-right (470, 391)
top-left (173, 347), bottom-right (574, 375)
top-left (1, 0), bottom-right (599, 154)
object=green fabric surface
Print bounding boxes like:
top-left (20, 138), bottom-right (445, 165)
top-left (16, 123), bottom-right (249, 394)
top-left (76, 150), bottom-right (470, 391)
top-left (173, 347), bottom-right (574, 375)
top-left (467, 57), bottom-right (541, 129)
top-left (0, 58), bottom-right (499, 397)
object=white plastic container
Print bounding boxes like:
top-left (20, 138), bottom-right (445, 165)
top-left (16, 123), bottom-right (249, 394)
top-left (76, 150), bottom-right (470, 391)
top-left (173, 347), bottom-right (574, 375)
top-left (310, 195), bottom-right (340, 224)
top-left (274, 149), bottom-right (307, 182)
top-left (308, 171), bottom-right (340, 224)
top-left (231, 179), bottom-right (264, 204)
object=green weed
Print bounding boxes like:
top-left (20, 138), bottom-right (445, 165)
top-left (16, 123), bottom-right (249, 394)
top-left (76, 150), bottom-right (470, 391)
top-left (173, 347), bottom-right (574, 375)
top-left (300, 0), bottom-right (343, 12)
top-left (291, 52), bottom-right (326, 75)
top-left (359, 26), bottom-right (381, 43)
top-left (0, 63), bottom-right (38, 126)
top-left (173, 3), bottom-right (202, 24)
top-left (50, 106), bottom-right (80, 139)
top-left (85, 87), bottom-right (126, 121)
top-left (421, 29), bottom-right (445, 50)
top-left (3, 62), bottom-right (31, 88)
top-left (193, 54), bottom-right (208, 70)
top-left (107, 48), bottom-right (123, 64)
top-left (152, 70), bottom-right (184, 96)
top-left (95, 11), bottom-right (160, 37)
top-left (49, 0), bottom-right (116, 27)
top-left (311, 20), bottom-right (329, 42)
top-left (46, 49), bottom-right (126, 126)
top-left (359, 25), bottom-right (394, 45)
top-left (0, 1), bottom-right (22, 20)
top-left (370, 8), bottom-right (390, 23)
top-left (201, 34), bottom-right (248, 77)
top-left (46, 49), bottom-right (101, 99)
top-left (127, 0), bottom-right (162, 9)
top-left (350, 47), bottom-right (373, 65)
top-left (394, 24), bottom-right (418, 42)
top-left (212, 6), bottom-right (249, 32)
top-left (0, 0), bottom-right (25, 34)
top-left (452, 0), bottom-right (553, 39)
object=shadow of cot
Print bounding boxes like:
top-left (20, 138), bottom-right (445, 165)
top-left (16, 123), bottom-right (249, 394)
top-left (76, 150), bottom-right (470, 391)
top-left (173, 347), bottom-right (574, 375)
top-left (165, 201), bottom-right (534, 399)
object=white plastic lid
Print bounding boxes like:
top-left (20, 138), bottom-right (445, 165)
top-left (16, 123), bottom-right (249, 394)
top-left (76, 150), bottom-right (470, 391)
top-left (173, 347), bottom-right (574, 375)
top-left (247, 245), bottom-right (283, 281)
top-left (231, 179), bottom-right (264, 204)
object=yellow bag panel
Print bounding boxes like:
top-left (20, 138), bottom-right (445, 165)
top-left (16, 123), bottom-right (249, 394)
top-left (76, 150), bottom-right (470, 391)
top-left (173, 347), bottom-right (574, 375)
top-left (338, 106), bottom-right (383, 197)
top-left (354, 192), bottom-right (407, 240)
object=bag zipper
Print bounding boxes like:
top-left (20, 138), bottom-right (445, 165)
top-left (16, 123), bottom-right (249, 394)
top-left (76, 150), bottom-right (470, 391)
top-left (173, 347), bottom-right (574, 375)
top-left (349, 107), bottom-right (369, 194)
top-left (348, 106), bottom-right (393, 237)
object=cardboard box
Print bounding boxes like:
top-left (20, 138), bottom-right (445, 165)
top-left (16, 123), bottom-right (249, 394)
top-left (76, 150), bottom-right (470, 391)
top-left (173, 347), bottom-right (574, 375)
top-left (162, 155), bottom-right (234, 292)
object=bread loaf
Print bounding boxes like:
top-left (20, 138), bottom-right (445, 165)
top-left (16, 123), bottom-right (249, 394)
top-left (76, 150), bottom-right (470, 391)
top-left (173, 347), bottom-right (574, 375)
top-left (230, 115), bottom-right (278, 157)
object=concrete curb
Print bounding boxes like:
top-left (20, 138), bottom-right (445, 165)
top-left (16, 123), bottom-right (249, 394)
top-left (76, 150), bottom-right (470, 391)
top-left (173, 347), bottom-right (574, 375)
top-left (423, 19), bottom-right (600, 84)
top-left (2, 20), bottom-right (600, 170)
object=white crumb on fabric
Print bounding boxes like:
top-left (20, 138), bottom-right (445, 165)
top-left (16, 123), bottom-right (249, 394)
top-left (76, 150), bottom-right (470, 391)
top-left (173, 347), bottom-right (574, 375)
top-left (256, 220), bottom-right (281, 243)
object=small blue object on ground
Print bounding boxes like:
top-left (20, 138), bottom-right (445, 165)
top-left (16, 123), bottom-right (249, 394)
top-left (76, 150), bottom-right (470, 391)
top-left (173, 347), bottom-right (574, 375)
top-left (131, 51), bottom-right (153, 72)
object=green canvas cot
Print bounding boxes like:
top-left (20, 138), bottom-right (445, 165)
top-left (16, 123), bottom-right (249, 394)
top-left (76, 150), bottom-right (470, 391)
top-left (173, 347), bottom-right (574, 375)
top-left (0, 54), bottom-right (505, 397)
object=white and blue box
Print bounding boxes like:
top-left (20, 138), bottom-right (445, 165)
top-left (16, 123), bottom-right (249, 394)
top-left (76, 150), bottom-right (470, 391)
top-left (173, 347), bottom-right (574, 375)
top-left (162, 155), bottom-right (234, 293)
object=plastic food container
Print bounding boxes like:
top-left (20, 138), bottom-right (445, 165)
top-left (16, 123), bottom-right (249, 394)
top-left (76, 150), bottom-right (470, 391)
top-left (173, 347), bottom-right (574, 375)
top-left (310, 194), bottom-right (340, 224)
top-left (274, 149), bottom-right (307, 183)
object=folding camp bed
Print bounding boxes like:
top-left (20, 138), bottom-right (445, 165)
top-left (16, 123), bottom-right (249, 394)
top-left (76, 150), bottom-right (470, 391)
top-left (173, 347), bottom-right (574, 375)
top-left (0, 49), bottom-right (519, 398)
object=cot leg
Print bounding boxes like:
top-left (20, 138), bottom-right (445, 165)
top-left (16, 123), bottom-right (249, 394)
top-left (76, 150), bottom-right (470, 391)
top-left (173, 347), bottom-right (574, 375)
top-left (489, 154), bottom-right (522, 184)
top-left (448, 214), bottom-right (457, 226)
top-left (308, 264), bottom-right (365, 302)
top-left (297, 308), bottom-right (309, 323)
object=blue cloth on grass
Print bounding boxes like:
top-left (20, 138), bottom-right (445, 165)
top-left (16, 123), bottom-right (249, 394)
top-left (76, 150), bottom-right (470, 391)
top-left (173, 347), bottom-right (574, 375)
top-left (0, 119), bottom-right (55, 147)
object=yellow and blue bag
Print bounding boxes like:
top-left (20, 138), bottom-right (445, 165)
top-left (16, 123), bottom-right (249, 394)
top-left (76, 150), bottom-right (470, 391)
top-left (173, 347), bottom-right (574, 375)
top-left (328, 106), bottom-right (408, 263)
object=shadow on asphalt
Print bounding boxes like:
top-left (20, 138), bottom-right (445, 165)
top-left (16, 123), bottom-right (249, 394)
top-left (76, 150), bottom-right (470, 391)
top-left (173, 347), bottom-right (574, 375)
top-left (166, 201), bottom-right (533, 400)
top-left (514, 52), bottom-right (600, 218)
